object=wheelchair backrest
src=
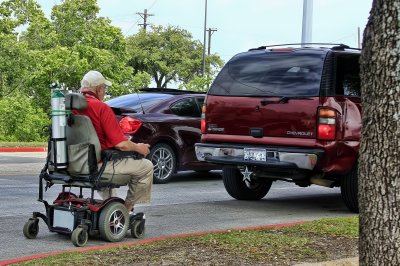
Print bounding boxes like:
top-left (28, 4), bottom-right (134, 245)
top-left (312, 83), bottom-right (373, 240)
top-left (64, 93), bottom-right (101, 175)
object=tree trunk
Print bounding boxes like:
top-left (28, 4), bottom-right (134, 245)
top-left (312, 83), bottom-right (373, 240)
top-left (359, 0), bottom-right (400, 265)
top-left (154, 73), bottom-right (163, 88)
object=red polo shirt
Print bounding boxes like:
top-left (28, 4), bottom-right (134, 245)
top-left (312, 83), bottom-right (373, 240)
top-left (75, 90), bottom-right (127, 150)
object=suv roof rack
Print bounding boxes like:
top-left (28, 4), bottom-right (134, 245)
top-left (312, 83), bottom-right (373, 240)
top-left (249, 43), bottom-right (360, 51)
top-left (139, 88), bottom-right (205, 94)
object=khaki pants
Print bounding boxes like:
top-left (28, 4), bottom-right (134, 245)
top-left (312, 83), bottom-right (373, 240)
top-left (97, 158), bottom-right (153, 206)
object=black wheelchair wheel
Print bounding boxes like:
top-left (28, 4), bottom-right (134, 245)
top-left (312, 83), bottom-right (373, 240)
top-left (23, 218), bottom-right (39, 239)
top-left (130, 219), bottom-right (145, 239)
top-left (98, 201), bottom-right (129, 242)
top-left (71, 226), bottom-right (88, 247)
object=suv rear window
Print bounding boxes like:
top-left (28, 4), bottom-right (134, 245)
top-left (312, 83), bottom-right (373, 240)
top-left (335, 54), bottom-right (361, 97)
top-left (209, 51), bottom-right (326, 97)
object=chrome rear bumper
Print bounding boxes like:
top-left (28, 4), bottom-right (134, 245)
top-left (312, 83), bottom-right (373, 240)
top-left (195, 143), bottom-right (323, 170)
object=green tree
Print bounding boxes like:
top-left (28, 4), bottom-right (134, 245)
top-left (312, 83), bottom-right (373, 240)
top-left (0, 0), bottom-right (42, 98)
top-left (0, 0), bottom-right (150, 141)
top-left (0, 0), bottom-right (228, 140)
top-left (178, 75), bottom-right (213, 92)
top-left (25, 46), bottom-right (89, 108)
top-left (0, 33), bottom-right (30, 98)
top-left (126, 25), bottom-right (223, 88)
top-left (21, 0), bottom-right (149, 109)
top-left (0, 93), bottom-right (48, 141)
top-left (0, 0), bottom-right (41, 34)
top-left (23, 9), bottom-right (58, 50)
top-left (359, 0), bottom-right (400, 265)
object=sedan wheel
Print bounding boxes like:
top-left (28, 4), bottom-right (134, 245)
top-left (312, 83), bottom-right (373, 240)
top-left (150, 143), bottom-right (176, 184)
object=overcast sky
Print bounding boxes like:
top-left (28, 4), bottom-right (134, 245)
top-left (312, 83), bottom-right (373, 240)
top-left (36, 0), bottom-right (373, 62)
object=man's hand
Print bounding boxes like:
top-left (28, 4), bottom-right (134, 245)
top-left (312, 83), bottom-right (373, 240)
top-left (115, 140), bottom-right (150, 156)
top-left (135, 143), bottom-right (150, 157)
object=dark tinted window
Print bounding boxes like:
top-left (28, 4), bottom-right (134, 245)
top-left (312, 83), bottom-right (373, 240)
top-left (335, 54), bottom-right (361, 97)
top-left (170, 98), bottom-right (200, 117)
top-left (196, 97), bottom-right (205, 113)
top-left (209, 50), bottom-right (325, 96)
top-left (106, 93), bottom-right (174, 113)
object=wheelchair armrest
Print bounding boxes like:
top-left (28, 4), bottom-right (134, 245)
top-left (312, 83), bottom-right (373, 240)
top-left (101, 149), bottom-right (144, 161)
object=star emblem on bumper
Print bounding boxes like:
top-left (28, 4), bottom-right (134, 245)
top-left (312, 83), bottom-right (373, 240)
top-left (240, 166), bottom-right (252, 182)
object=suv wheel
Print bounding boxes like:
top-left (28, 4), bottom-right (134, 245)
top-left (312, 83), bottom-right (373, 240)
top-left (340, 165), bottom-right (359, 213)
top-left (222, 167), bottom-right (272, 200)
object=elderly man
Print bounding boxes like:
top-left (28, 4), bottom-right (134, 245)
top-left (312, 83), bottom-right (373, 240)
top-left (76, 70), bottom-right (153, 213)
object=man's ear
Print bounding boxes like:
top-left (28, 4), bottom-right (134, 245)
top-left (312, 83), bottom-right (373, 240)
top-left (94, 86), bottom-right (101, 95)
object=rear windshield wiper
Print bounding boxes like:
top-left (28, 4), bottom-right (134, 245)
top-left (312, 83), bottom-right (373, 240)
top-left (260, 96), bottom-right (313, 105)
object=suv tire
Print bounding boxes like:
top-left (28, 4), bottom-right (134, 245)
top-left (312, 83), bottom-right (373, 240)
top-left (222, 167), bottom-right (273, 200)
top-left (340, 165), bottom-right (359, 213)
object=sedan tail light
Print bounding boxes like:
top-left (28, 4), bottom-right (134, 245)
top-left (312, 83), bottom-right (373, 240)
top-left (317, 108), bottom-right (337, 141)
top-left (119, 116), bottom-right (142, 134)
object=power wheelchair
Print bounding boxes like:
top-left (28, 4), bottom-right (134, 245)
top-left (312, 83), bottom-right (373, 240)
top-left (23, 92), bottom-right (146, 247)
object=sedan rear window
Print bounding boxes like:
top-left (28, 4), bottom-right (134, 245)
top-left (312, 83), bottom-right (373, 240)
top-left (209, 51), bottom-right (325, 96)
top-left (106, 93), bottom-right (174, 113)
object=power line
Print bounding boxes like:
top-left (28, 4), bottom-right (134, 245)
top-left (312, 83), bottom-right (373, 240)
top-left (124, 17), bottom-right (143, 36)
top-left (148, 0), bottom-right (158, 11)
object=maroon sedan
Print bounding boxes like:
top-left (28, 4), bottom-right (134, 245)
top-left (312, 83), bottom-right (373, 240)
top-left (106, 88), bottom-right (220, 184)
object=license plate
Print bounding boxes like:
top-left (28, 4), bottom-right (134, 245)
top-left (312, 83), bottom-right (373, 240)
top-left (244, 148), bottom-right (266, 161)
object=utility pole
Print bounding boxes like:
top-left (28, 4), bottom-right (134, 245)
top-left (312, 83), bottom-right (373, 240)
top-left (205, 27), bottom-right (217, 89)
top-left (137, 9), bottom-right (154, 32)
top-left (202, 0), bottom-right (208, 77)
top-left (301, 0), bottom-right (313, 46)
top-left (206, 28), bottom-right (217, 56)
top-left (358, 27), bottom-right (361, 48)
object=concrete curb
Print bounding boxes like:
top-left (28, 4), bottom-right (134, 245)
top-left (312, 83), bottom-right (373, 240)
top-left (0, 147), bottom-right (47, 152)
top-left (295, 257), bottom-right (359, 265)
top-left (0, 221), bottom-right (304, 265)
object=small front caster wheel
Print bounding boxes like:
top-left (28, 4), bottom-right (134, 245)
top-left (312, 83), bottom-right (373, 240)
top-left (131, 219), bottom-right (145, 239)
top-left (23, 218), bottom-right (39, 239)
top-left (71, 227), bottom-right (88, 247)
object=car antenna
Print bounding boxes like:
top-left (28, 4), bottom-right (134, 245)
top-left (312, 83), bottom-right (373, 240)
top-left (136, 90), bottom-right (146, 114)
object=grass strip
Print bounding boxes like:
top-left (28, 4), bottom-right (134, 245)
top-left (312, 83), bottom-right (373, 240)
top-left (16, 216), bottom-right (358, 266)
top-left (0, 142), bottom-right (47, 148)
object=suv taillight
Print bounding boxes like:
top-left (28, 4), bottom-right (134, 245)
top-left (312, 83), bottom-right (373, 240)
top-left (201, 105), bottom-right (206, 134)
top-left (119, 116), bottom-right (142, 134)
top-left (317, 108), bottom-right (337, 141)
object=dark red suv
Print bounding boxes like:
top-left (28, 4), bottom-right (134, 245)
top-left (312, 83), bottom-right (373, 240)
top-left (195, 44), bottom-right (361, 212)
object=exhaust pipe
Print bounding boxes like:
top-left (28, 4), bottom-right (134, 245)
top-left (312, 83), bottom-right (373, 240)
top-left (310, 176), bottom-right (335, 188)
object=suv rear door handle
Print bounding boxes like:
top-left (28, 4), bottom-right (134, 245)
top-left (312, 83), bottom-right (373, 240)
top-left (260, 99), bottom-right (272, 106)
